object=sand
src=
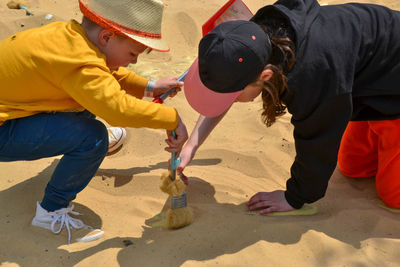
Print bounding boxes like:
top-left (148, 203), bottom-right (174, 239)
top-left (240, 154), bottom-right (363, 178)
top-left (1, 0), bottom-right (400, 266)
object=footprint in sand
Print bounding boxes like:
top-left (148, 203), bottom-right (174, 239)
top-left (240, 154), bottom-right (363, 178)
top-left (174, 11), bottom-right (199, 48)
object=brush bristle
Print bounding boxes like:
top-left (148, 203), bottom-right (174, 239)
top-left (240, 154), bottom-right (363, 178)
top-left (166, 207), bottom-right (193, 229)
top-left (160, 171), bottom-right (185, 196)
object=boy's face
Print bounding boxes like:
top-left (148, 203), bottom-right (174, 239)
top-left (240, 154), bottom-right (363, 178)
top-left (99, 32), bottom-right (148, 71)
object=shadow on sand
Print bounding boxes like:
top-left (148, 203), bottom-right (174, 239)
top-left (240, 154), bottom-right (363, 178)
top-left (1, 160), bottom-right (400, 266)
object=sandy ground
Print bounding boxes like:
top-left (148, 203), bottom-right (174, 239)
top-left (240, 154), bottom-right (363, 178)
top-left (1, 0), bottom-right (400, 266)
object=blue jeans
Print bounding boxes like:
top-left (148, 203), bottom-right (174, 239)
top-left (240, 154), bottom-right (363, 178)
top-left (0, 111), bottom-right (108, 211)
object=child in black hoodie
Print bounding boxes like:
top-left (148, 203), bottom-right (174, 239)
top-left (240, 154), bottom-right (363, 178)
top-left (180, 0), bottom-right (400, 214)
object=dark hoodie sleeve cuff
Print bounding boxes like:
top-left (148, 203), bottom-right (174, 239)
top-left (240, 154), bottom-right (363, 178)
top-left (284, 190), bottom-right (304, 209)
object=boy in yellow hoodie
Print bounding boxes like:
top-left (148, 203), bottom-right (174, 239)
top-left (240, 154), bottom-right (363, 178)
top-left (0, 0), bottom-right (188, 243)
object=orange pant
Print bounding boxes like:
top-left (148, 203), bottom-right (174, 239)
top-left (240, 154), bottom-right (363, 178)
top-left (338, 119), bottom-right (400, 208)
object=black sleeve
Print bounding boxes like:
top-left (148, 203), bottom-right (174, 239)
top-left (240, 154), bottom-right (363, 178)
top-left (284, 93), bottom-right (352, 208)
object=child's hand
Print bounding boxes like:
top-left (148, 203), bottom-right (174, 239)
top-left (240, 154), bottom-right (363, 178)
top-left (167, 159), bottom-right (189, 185)
top-left (165, 115), bottom-right (188, 154)
top-left (178, 145), bottom-right (196, 172)
top-left (247, 190), bottom-right (295, 214)
top-left (164, 144), bottom-right (196, 186)
top-left (154, 76), bottom-right (184, 98)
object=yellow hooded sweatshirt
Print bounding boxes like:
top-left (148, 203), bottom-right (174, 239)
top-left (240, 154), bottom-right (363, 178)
top-left (0, 20), bottom-right (178, 129)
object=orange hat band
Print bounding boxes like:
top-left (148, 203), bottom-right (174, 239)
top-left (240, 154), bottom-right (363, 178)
top-left (79, 0), bottom-right (162, 39)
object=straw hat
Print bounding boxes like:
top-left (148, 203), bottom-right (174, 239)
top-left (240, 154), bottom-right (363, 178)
top-left (79, 0), bottom-right (169, 52)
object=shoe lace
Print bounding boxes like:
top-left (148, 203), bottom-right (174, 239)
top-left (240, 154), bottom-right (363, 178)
top-left (50, 204), bottom-right (85, 244)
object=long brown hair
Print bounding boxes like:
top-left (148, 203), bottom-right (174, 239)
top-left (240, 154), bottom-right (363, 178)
top-left (252, 12), bottom-right (296, 127)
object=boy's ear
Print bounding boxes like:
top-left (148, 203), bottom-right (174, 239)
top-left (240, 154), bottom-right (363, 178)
top-left (98, 29), bottom-right (115, 46)
top-left (259, 69), bottom-right (273, 82)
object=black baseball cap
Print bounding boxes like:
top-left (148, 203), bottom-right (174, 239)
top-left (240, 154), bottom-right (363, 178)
top-left (184, 20), bottom-right (272, 117)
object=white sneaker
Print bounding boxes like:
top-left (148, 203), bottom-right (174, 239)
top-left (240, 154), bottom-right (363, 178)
top-left (31, 202), bottom-right (104, 244)
top-left (107, 127), bottom-right (127, 153)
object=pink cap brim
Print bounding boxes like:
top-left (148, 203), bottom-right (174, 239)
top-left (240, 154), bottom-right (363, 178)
top-left (184, 58), bottom-right (242, 117)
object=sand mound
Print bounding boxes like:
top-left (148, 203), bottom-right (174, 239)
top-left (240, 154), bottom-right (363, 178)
top-left (1, 0), bottom-right (400, 266)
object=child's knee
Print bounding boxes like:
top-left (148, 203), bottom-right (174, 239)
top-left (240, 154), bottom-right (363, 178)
top-left (379, 193), bottom-right (400, 209)
top-left (377, 177), bottom-right (400, 209)
top-left (338, 164), bottom-right (376, 178)
top-left (81, 119), bottom-right (109, 157)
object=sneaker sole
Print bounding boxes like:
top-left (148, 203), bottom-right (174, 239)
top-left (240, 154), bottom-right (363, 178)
top-left (75, 228), bottom-right (104, 242)
top-left (32, 218), bottom-right (104, 242)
